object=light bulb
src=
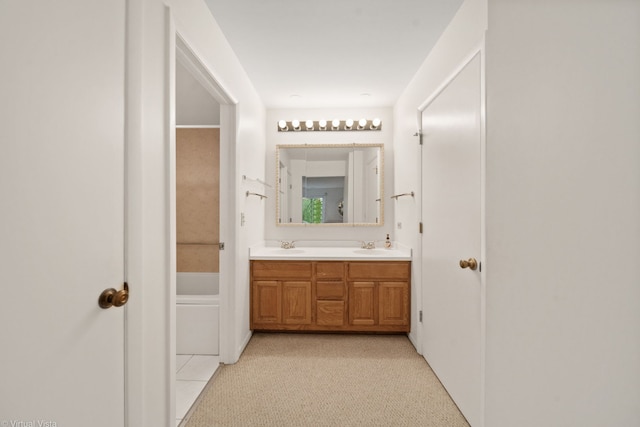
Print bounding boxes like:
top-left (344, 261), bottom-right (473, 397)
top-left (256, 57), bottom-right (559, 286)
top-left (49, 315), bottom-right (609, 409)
top-left (318, 119), bottom-right (327, 130)
top-left (331, 119), bottom-right (340, 130)
top-left (291, 119), bottom-right (301, 130)
top-left (345, 118), bottom-right (354, 130)
top-left (278, 120), bottom-right (287, 129)
top-left (358, 118), bottom-right (367, 128)
top-left (305, 120), bottom-right (314, 130)
top-left (371, 118), bottom-right (381, 129)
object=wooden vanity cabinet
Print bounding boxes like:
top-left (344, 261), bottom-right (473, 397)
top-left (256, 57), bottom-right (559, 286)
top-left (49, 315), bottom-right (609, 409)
top-left (347, 262), bottom-right (411, 329)
top-left (250, 260), bottom-right (410, 332)
top-left (251, 261), bottom-right (312, 328)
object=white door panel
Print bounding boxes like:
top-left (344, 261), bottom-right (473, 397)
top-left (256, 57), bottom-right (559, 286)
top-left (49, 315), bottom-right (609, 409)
top-left (421, 53), bottom-right (483, 426)
top-left (0, 2), bottom-right (126, 426)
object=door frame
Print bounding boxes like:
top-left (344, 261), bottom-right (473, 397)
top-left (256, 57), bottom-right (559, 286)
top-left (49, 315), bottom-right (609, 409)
top-left (416, 41), bottom-right (487, 426)
top-left (123, 6), bottom-right (239, 424)
top-left (172, 23), bottom-right (239, 365)
top-left (166, 9), bottom-right (239, 422)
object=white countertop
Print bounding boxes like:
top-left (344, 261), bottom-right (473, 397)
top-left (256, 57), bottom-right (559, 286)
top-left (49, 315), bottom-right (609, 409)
top-left (249, 244), bottom-right (412, 261)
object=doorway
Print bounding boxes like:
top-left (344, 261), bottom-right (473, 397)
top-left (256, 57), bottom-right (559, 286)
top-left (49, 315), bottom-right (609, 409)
top-left (175, 61), bottom-right (221, 420)
top-left (171, 33), bottom-right (238, 423)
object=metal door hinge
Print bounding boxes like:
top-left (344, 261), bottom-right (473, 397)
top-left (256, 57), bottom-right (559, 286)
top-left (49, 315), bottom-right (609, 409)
top-left (419, 310), bottom-right (423, 322)
top-left (218, 242), bottom-right (225, 250)
top-left (419, 222), bottom-right (423, 234)
top-left (414, 130), bottom-right (423, 145)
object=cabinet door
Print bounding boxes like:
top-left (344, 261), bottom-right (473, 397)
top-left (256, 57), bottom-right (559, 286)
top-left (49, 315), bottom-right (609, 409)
top-left (349, 281), bottom-right (377, 326)
top-left (282, 281), bottom-right (312, 324)
top-left (252, 281), bottom-right (282, 324)
top-left (379, 282), bottom-right (409, 326)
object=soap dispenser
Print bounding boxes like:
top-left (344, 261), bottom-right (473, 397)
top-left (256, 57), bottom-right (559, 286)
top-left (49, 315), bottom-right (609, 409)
top-left (384, 233), bottom-right (392, 249)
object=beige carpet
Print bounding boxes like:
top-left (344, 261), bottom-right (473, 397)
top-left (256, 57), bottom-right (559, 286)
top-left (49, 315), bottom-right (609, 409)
top-left (184, 333), bottom-right (469, 427)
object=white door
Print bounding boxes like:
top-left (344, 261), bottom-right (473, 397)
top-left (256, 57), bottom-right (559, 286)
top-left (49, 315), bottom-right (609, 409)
top-left (0, 2), bottom-right (127, 426)
top-left (421, 53), bottom-right (483, 426)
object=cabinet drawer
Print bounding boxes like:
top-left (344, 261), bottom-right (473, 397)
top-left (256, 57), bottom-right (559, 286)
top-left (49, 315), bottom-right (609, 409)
top-left (317, 281), bottom-right (346, 300)
top-left (317, 301), bottom-right (345, 326)
top-left (316, 262), bottom-right (344, 279)
top-left (347, 262), bottom-right (410, 280)
top-left (252, 261), bottom-right (312, 279)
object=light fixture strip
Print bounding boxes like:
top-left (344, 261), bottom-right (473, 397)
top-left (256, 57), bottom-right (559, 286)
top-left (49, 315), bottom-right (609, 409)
top-left (276, 118), bottom-right (382, 132)
top-left (277, 119), bottom-right (382, 132)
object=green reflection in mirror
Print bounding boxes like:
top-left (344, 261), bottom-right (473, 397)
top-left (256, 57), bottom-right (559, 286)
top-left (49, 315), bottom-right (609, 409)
top-left (302, 197), bottom-right (323, 223)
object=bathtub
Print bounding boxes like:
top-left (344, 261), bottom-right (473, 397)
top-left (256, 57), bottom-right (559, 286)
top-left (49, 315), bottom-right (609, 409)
top-left (176, 272), bottom-right (219, 355)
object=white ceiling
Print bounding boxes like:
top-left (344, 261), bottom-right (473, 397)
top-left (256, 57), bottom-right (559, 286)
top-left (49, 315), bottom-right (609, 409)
top-left (204, 0), bottom-right (464, 109)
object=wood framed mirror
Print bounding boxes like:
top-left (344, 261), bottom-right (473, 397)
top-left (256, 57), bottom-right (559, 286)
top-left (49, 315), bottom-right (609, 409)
top-left (276, 143), bottom-right (383, 226)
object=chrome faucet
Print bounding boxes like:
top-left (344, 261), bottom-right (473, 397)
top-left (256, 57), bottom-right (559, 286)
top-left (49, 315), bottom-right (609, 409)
top-left (360, 241), bottom-right (376, 249)
top-left (280, 240), bottom-right (296, 249)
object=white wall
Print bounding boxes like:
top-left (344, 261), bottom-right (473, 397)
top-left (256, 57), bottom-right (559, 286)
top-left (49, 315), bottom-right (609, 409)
top-left (393, 0), bottom-right (488, 349)
top-left (484, 1), bottom-right (640, 426)
top-left (265, 107), bottom-right (394, 243)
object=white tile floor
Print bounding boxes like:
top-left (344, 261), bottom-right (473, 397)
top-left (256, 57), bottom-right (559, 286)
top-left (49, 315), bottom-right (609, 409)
top-left (176, 354), bottom-right (220, 426)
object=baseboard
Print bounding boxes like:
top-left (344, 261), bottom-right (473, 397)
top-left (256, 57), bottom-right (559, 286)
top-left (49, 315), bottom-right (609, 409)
top-left (229, 330), bottom-right (252, 364)
top-left (408, 331), bottom-right (422, 354)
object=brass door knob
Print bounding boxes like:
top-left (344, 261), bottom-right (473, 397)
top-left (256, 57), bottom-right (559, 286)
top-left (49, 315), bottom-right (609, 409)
top-left (99, 282), bottom-right (129, 309)
top-left (459, 258), bottom-right (478, 270)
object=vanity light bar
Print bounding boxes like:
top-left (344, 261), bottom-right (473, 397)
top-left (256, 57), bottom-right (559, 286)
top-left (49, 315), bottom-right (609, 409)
top-left (277, 118), bottom-right (382, 132)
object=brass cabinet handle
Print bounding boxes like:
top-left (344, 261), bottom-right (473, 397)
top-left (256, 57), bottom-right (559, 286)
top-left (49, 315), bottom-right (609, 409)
top-left (99, 282), bottom-right (129, 309)
top-left (459, 258), bottom-right (478, 271)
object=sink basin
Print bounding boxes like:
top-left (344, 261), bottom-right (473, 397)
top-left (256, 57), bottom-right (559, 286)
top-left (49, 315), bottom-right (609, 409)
top-left (352, 249), bottom-right (390, 255)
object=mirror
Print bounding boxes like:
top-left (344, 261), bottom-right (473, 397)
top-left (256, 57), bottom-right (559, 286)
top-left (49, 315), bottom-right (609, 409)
top-left (276, 144), bottom-right (383, 226)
